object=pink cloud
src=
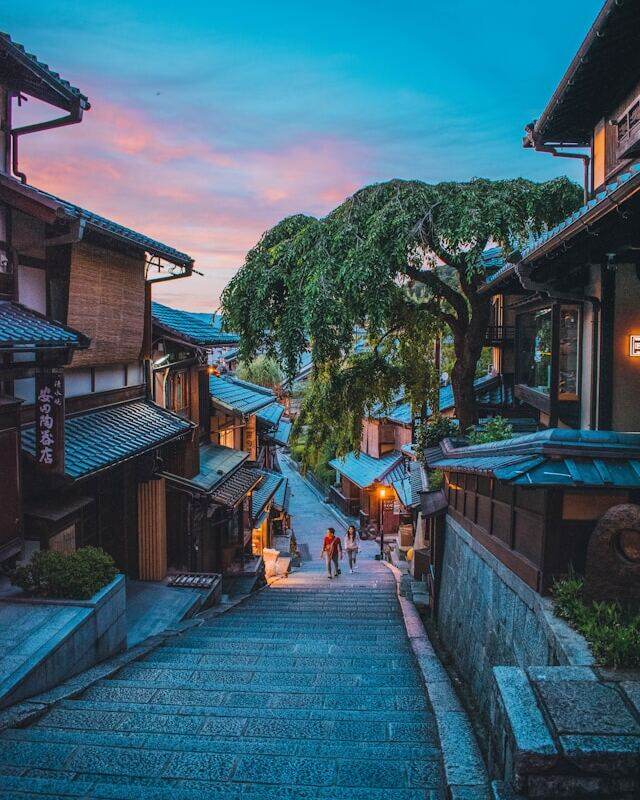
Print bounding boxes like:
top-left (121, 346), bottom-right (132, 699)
top-left (15, 93), bottom-right (370, 310)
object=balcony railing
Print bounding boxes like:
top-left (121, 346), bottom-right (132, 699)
top-left (328, 485), bottom-right (361, 519)
top-left (485, 325), bottom-right (515, 346)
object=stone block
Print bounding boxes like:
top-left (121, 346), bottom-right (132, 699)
top-left (620, 681), bottom-right (640, 716)
top-left (560, 734), bottom-right (640, 774)
top-left (492, 667), bottom-right (557, 774)
top-left (536, 680), bottom-right (640, 735)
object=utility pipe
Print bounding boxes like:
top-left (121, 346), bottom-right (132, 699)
top-left (11, 100), bottom-right (84, 184)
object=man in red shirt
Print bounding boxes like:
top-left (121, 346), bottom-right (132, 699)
top-left (320, 527), bottom-right (343, 579)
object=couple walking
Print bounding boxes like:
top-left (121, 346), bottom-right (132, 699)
top-left (320, 525), bottom-right (359, 579)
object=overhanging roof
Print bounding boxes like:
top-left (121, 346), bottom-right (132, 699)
top-left (177, 443), bottom-right (247, 493)
top-left (0, 175), bottom-right (193, 269)
top-left (0, 301), bottom-right (90, 350)
top-left (255, 402), bottom-right (285, 428)
top-left (392, 461), bottom-right (427, 509)
top-left (269, 418), bottom-right (292, 447)
top-left (428, 429), bottom-right (640, 488)
top-left (22, 400), bottom-right (193, 480)
top-left (329, 450), bottom-right (403, 490)
top-left (0, 32), bottom-right (89, 111)
top-left (209, 374), bottom-right (274, 415)
top-left (251, 469), bottom-right (284, 521)
top-left (153, 302), bottom-right (239, 347)
top-left (528, 1), bottom-right (640, 146)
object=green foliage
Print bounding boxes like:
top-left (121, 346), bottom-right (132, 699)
top-left (467, 416), bottom-right (514, 445)
top-left (222, 177), bottom-right (582, 438)
top-left (553, 576), bottom-right (640, 668)
top-left (236, 355), bottom-right (283, 389)
top-left (428, 469), bottom-right (444, 491)
top-left (12, 547), bottom-right (117, 600)
top-left (415, 415), bottom-right (460, 462)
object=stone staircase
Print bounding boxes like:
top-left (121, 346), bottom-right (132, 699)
top-left (0, 574), bottom-right (445, 799)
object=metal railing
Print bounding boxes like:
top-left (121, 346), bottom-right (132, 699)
top-left (485, 325), bottom-right (515, 345)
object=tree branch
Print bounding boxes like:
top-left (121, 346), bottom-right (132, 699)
top-left (403, 264), bottom-right (468, 327)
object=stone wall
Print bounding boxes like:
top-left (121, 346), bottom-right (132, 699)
top-left (437, 516), bottom-right (592, 724)
top-left (0, 574), bottom-right (127, 708)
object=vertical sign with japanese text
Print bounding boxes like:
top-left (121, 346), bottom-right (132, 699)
top-left (35, 370), bottom-right (65, 474)
top-left (245, 414), bottom-right (257, 461)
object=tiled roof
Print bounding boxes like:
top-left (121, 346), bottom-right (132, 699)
top-left (0, 32), bottom-right (89, 109)
top-left (427, 429), bottom-right (640, 488)
top-left (392, 461), bottom-right (426, 509)
top-left (180, 443), bottom-right (248, 493)
top-left (22, 400), bottom-right (193, 480)
top-left (269, 418), bottom-right (292, 447)
top-left (256, 402), bottom-right (285, 428)
top-left (152, 302), bottom-right (239, 346)
top-left (483, 165), bottom-right (640, 290)
top-left (272, 477), bottom-right (291, 513)
top-left (0, 175), bottom-right (192, 267)
top-left (329, 450), bottom-right (403, 490)
top-left (209, 375), bottom-right (274, 415)
top-left (0, 301), bottom-right (90, 349)
top-left (211, 466), bottom-right (263, 508)
top-left (251, 469), bottom-right (284, 521)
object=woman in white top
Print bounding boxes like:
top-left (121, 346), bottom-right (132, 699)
top-left (345, 525), bottom-right (359, 573)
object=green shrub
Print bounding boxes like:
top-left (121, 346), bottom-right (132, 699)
top-left (553, 575), bottom-right (640, 668)
top-left (12, 546), bottom-right (117, 600)
top-left (428, 469), bottom-right (444, 491)
top-left (467, 416), bottom-right (514, 445)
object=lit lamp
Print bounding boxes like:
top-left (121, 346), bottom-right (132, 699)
top-left (630, 335), bottom-right (640, 357)
top-left (378, 486), bottom-right (386, 560)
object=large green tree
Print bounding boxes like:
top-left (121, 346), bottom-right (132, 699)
top-left (222, 178), bottom-right (580, 446)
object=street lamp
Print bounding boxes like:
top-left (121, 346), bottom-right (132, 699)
top-left (379, 486), bottom-right (386, 559)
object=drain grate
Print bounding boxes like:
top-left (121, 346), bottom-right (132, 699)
top-left (168, 572), bottom-right (220, 589)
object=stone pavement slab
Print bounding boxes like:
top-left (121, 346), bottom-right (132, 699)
top-left (0, 454), bottom-right (459, 798)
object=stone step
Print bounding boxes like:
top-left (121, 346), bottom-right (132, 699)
top-left (183, 629), bottom-right (409, 643)
top-left (47, 698), bottom-right (434, 726)
top-left (2, 725), bottom-right (442, 760)
top-left (0, 772), bottom-right (443, 800)
top-left (82, 682), bottom-right (429, 711)
top-left (115, 662), bottom-right (421, 684)
top-left (160, 641), bottom-right (412, 657)
top-left (0, 739), bottom-right (443, 791)
top-left (143, 651), bottom-right (416, 671)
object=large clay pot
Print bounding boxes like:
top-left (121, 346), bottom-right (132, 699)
top-left (584, 503), bottom-right (640, 604)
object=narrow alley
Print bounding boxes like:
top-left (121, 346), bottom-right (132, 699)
top-left (0, 461), bottom-right (446, 799)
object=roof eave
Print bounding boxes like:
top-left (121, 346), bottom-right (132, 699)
top-left (531, 0), bottom-right (618, 145)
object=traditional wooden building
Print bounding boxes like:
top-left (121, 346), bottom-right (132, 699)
top-left (328, 374), bottom-right (503, 534)
top-left (0, 33), bottom-right (198, 579)
top-left (424, 0), bottom-right (640, 607)
top-left (209, 373), bottom-right (291, 469)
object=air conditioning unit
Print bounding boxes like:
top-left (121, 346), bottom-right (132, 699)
top-left (616, 97), bottom-right (640, 159)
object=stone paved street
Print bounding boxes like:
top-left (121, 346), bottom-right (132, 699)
top-left (0, 459), bottom-right (445, 799)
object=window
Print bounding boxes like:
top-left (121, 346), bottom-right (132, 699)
top-left (170, 371), bottom-right (189, 414)
top-left (517, 307), bottom-right (553, 394)
top-left (219, 426), bottom-right (234, 448)
top-left (558, 306), bottom-right (580, 399)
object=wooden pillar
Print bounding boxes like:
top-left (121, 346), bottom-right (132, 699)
top-left (137, 477), bottom-right (167, 580)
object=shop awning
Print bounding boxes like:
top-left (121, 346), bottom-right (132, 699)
top-left (211, 466), bottom-right (263, 507)
top-left (22, 400), bottom-right (194, 480)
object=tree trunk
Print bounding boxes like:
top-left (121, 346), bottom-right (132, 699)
top-left (451, 298), bottom-right (491, 432)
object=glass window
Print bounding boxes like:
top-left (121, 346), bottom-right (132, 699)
top-left (558, 306), bottom-right (580, 399)
top-left (517, 308), bottom-right (553, 394)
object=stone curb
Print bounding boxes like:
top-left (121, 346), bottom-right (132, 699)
top-left (382, 560), bottom-right (490, 799)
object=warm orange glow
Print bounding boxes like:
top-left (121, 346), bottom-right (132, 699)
top-left (208, 366), bottom-right (220, 376)
top-left (379, 487), bottom-right (386, 499)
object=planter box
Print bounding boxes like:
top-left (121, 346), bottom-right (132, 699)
top-left (0, 574), bottom-right (127, 709)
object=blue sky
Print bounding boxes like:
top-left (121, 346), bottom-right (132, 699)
top-left (6, 0), bottom-right (603, 309)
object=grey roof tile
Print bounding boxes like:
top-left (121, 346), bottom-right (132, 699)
top-left (0, 301), bottom-right (90, 348)
top-left (152, 303), bottom-right (239, 346)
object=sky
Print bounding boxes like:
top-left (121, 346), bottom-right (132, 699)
top-left (6, 0), bottom-right (603, 311)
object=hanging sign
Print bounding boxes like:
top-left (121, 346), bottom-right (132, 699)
top-left (35, 370), bottom-right (65, 474)
top-left (245, 414), bottom-right (258, 461)
top-left (630, 335), bottom-right (640, 357)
